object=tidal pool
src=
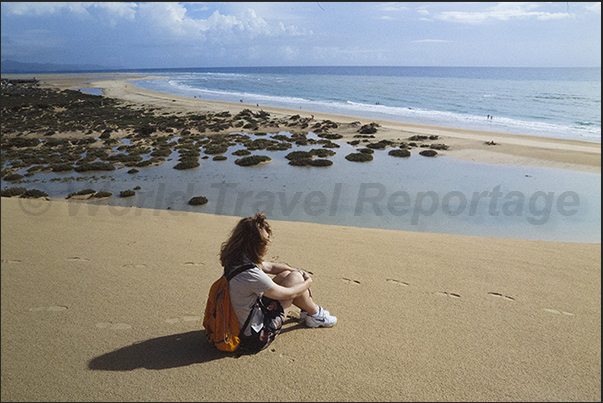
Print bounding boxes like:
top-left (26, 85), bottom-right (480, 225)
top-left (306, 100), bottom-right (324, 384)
top-left (3, 132), bottom-right (600, 243)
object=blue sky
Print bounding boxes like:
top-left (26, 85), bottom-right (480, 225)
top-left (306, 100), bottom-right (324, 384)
top-left (1, 2), bottom-right (601, 68)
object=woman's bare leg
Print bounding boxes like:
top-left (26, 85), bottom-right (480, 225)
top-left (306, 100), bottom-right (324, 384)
top-left (272, 271), bottom-right (319, 317)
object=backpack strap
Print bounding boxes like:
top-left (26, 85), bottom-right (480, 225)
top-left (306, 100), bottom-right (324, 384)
top-left (225, 263), bottom-right (257, 281)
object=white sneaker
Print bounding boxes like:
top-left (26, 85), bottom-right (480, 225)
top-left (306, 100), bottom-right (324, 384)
top-left (299, 308), bottom-right (329, 321)
top-left (305, 306), bottom-right (337, 328)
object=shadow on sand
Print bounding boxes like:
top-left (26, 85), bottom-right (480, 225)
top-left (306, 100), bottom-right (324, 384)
top-left (88, 330), bottom-right (227, 370)
top-left (88, 320), bottom-right (305, 371)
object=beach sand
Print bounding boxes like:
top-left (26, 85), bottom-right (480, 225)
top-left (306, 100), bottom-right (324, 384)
top-left (1, 198), bottom-right (600, 401)
top-left (1, 73), bottom-right (601, 401)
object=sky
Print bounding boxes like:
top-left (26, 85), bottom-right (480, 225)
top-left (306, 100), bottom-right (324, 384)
top-left (1, 2), bottom-right (601, 69)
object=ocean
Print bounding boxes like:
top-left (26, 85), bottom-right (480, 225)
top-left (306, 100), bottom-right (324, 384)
top-left (2, 66), bottom-right (601, 242)
top-left (126, 66), bottom-right (601, 143)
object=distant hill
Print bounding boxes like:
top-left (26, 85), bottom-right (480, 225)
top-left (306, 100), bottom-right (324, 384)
top-left (1, 59), bottom-right (117, 73)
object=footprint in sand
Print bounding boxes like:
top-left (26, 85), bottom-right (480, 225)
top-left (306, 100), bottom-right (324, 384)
top-left (543, 308), bottom-right (575, 316)
top-left (66, 257), bottom-right (89, 262)
top-left (29, 305), bottom-right (68, 312)
top-left (1, 259), bottom-right (22, 264)
top-left (488, 292), bottom-right (515, 301)
top-left (96, 322), bottom-right (132, 330)
top-left (386, 278), bottom-right (409, 286)
top-left (165, 315), bottom-right (202, 324)
top-left (435, 291), bottom-right (461, 298)
top-left (181, 262), bottom-right (204, 267)
top-left (121, 263), bottom-right (147, 268)
top-left (342, 277), bottom-right (361, 285)
top-left (269, 349), bottom-right (295, 363)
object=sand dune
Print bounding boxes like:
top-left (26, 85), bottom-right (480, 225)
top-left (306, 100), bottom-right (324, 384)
top-left (1, 198), bottom-right (600, 401)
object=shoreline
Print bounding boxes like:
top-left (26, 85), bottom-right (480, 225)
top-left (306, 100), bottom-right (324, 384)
top-left (3, 72), bottom-right (600, 174)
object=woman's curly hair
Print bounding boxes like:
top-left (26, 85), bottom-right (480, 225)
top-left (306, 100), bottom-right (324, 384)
top-left (220, 212), bottom-right (272, 270)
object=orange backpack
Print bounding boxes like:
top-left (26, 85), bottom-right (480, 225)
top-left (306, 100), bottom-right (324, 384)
top-left (203, 264), bottom-right (255, 352)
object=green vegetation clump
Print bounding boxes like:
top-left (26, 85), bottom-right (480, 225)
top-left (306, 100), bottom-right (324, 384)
top-left (358, 122), bottom-right (380, 134)
top-left (108, 153), bottom-right (143, 163)
top-left (127, 168), bottom-right (139, 174)
top-left (188, 196), bottom-right (209, 206)
top-left (213, 155), bottom-right (227, 161)
top-left (235, 155), bottom-right (271, 167)
top-left (1, 187), bottom-right (26, 197)
top-left (345, 152), bottom-right (373, 162)
top-left (388, 149), bottom-right (411, 158)
top-left (419, 150), bottom-right (438, 157)
top-left (310, 148), bottom-right (336, 158)
top-left (74, 162), bottom-right (116, 172)
top-left (20, 189), bottom-right (48, 198)
top-left (150, 148), bottom-right (172, 157)
top-left (51, 163), bottom-right (74, 172)
top-left (173, 158), bottom-right (200, 170)
top-left (204, 143), bottom-right (229, 155)
top-left (286, 149), bottom-right (335, 167)
top-left (120, 190), bottom-right (136, 198)
top-left (67, 189), bottom-right (96, 199)
top-left (430, 143), bottom-right (449, 150)
top-left (365, 139), bottom-right (393, 149)
top-left (232, 149), bottom-right (251, 156)
top-left (408, 135), bottom-right (428, 141)
top-left (285, 151), bottom-right (314, 161)
top-left (243, 138), bottom-right (281, 151)
top-left (266, 142), bottom-right (291, 151)
top-left (93, 191), bottom-right (112, 198)
top-left (3, 173), bottom-right (24, 182)
top-left (288, 158), bottom-right (313, 166)
top-left (308, 159), bottom-right (333, 167)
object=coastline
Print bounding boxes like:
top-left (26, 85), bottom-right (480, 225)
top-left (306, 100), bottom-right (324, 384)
top-left (1, 197), bottom-right (601, 401)
top-left (4, 72), bottom-right (600, 174)
top-left (1, 72), bottom-right (601, 401)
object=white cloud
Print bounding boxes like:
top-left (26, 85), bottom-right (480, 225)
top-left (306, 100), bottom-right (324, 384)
top-left (281, 46), bottom-right (299, 62)
top-left (378, 3), bottom-right (409, 12)
top-left (380, 16), bottom-right (395, 21)
top-left (435, 3), bottom-right (572, 24)
top-left (2, 2), bottom-right (307, 40)
top-left (584, 2), bottom-right (601, 14)
top-left (277, 22), bottom-right (310, 36)
top-left (2, 2), bottom-right (89, 16)
top-left (92, 2), bottom-right (137, 21)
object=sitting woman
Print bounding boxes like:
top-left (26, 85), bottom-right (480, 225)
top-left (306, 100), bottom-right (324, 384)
top-left (220, 212), bottom-right (337, 353)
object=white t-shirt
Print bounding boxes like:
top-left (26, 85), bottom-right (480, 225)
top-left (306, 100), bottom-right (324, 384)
top-left (229, 264), bottom-right (275, 327)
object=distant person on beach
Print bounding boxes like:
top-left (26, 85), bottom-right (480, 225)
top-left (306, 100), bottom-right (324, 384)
top-left (220, 212), bottom-right (337, 353)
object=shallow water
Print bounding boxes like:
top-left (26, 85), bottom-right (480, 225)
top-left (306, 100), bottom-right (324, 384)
top-left (5, 132), bottom-right (600, 243)
top-left (75, 87), bottom-right (104, 96)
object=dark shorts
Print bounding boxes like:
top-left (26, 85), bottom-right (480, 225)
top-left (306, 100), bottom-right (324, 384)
top-left (238, 296), bottom-right (285, 354)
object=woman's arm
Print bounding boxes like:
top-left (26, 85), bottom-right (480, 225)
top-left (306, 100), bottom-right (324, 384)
top-left (261, 261), bottom-right (298, 275)
top-left (263, 276), bottom-right (312, 301)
